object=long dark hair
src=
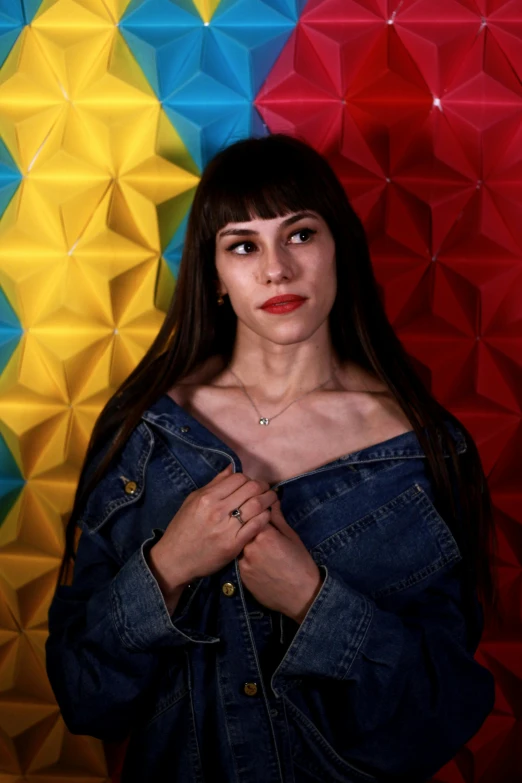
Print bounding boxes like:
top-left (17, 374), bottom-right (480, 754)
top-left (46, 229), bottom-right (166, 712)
top-left (54, 132), bottom-right (498, 629)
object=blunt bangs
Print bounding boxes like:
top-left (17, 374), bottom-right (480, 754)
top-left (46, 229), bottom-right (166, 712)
top-left (196, 135), bottom-right (343, 245)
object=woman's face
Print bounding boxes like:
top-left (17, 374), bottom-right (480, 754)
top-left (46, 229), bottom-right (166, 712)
top-left (214, 209), bottom-right (337, 345)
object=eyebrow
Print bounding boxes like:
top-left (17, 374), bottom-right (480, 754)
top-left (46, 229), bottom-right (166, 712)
top-left (217, 211), bottom-right (318, 239)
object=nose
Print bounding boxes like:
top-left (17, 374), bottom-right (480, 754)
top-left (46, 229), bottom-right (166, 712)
top-left (259, 240), bottom-right (293, 284)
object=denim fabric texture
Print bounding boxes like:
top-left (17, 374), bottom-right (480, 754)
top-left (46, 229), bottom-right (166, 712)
top-left (45, 393), bottom-right (495, 783)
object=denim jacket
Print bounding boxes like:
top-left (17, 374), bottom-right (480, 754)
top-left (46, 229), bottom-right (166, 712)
top-left (45, 393), bottom-right (495, 783)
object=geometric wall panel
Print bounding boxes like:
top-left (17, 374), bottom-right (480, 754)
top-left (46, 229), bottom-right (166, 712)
top-left (120, 0), bottom-right (308, 169)
top-left (0, 0), bottom-right (27, 69)
top-left (0, 427), bottom-right (24, 526)
top-left (0, 286), bottom-right (23, 374)
top-left (0, 137), bottom-right (22, 217)
top-left (256, 2), bottom-right (522, 781)
top-left (0, 0), bottom-right (520, 780)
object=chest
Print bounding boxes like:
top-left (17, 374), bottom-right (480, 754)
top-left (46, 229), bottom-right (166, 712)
top-left (140, 424), bottom-right (461, 608)
top-left (167, 386), bottom-right (413, 486)
top-left (83, 404), bottom-right (463, 615)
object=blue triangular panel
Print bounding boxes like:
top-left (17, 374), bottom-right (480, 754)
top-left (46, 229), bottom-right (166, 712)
top-left (0, 432), bottom-right (25, 528)
top-left (0, 140), bottom-right (22, 217)
top-left (118, 0), bottom-right (302, 168)
top-left (0, 0), bottom-right (26, 67)
top-left (122, 0), bottom-right (199, 26)
top-left (0, 288), bottom-right (23, 373)
top-left (163, 209), bottom-right (190, 278)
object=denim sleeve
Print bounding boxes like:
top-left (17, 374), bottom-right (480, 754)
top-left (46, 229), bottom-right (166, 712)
top-left (270, 562), bottom-right (495, 781)
top-left (45, 525), bottom-right (219, 743)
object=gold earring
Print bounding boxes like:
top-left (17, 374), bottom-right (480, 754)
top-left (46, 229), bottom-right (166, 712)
top-left (217, 293), bottom-right (224, 305)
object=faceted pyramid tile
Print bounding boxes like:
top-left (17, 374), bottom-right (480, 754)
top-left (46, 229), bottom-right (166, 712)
top-left (255, 29), bottom-right (341, 148)
top-left (488, 0), bottom-right (522, 84)
top-left (119, 0), bottom-right (305, 168)
top-left (212, 0), bottom-right (308, 97)
top-left (0, 135), bottom-right (22, 216)
top-left (0, 286), bottom-right (23, 372)
top-left (392, 0), bottom-right (483, 97)
top-left (293, 0), bottom-right (387, 95)
top-left (0, 429), bottom-right (24, 527)
top-left (256, 1), bottom-right (436, 156)
top-left (162, 206), bottom-right (189, 279)
top-left (0, 0), bottom-right (27, 68)
top-left (441, 31), bottom-right (522, 175)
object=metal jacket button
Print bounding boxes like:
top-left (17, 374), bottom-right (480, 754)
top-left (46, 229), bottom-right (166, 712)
top-left (180, 425), bottom-right (190, 432)
top-left (222, 582), bottom-right (236, 597)
top-left (124, 481), bottom-right (137, 495)
top-left (243, 682), bottom-right (258, 697)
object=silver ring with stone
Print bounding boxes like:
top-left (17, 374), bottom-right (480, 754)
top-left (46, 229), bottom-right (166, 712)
top-left (230, 507), bottom-right (245, 525)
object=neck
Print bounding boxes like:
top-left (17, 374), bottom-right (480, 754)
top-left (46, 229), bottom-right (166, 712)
top-left (218, 322), bottom-right (345, 404)
top-left (224, 358), bottom-right (341, 407)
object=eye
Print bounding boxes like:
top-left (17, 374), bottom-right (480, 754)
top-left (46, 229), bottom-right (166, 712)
top-left (288, 227), bottom-right (316, 244)
top-left (225, 227), bottom-right (317, 256)
top-left (227, 240), bottom-right (257, 256)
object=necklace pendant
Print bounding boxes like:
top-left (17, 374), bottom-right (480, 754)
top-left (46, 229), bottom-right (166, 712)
top-left (259, 417), bottom-right (269, 425)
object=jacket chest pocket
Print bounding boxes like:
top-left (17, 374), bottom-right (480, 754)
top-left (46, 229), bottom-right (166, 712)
top-left (309, 482), bottom-right (462, 599)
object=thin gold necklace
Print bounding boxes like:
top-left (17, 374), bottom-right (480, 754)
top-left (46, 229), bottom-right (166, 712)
top-left (228, 367), bottom-right (333, 425)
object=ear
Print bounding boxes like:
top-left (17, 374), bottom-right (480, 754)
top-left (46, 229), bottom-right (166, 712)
top-left (214, 278), bottom-right (227, 296)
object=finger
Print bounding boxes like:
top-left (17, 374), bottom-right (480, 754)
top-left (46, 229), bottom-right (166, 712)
top-left (209, 463), bottom-right (234, 482)
top-left (267, 501), bottom-right (296, 539)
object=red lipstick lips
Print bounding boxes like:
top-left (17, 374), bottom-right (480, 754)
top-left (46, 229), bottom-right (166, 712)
top-left (260, 294), bottom-right (306, 308)
top-left (260, 294), bottom-right (307, 314)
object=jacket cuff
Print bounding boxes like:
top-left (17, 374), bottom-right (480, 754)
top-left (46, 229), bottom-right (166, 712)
top-left (110, 528), bottom-right (220, 651)
top-left (272, 565), bottom-right (384, 696)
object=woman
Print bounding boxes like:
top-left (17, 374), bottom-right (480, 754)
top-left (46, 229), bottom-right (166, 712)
top-left (46, 133), bottom-right (497, 783)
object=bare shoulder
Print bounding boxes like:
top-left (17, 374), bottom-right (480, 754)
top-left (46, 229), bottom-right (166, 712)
top-left (167, 355), bottom-right (227, 405)
top-left (333, 362), bottom-right (413, 437)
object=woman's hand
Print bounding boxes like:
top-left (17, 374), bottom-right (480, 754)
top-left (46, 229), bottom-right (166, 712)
top-left (149, 465), bottom-right (277, 590)
top-left (238, 498), bottom-right (325, 624)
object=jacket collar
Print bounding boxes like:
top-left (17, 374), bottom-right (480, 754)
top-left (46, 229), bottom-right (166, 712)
top-left (141, 393), bottom-right (467, 465)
